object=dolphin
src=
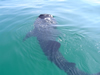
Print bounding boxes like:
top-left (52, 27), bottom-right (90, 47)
top-left (23, 14), bottom-right (100, 75)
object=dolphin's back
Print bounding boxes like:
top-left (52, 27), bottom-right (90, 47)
top-left (38, 39), bottom-right (89, 75)
top-left (24, 14), bottom-right (100, 75)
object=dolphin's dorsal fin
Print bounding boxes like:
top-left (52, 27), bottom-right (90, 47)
top-left (46, 40), bottom-right (61, 52)
top-left (66, 62), bottom-right (76, 67)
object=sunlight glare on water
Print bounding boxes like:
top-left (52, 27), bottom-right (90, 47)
top-left (82, 0), bottom-right (100, 5)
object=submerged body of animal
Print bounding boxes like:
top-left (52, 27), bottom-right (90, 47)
top-left (23, 14), bottom-right (100, 75)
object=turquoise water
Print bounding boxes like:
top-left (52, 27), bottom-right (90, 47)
top-left (0, 0), bottom-right (100, 75)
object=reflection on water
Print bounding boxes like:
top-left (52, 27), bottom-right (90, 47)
top-left (0, 0), bottom-right (100, 75)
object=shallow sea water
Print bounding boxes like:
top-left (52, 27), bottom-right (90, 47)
top-left (0, 0), bottom-right (100, 75)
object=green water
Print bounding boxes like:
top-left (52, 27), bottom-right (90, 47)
top-left (0, 0), bottom-right (100, 75)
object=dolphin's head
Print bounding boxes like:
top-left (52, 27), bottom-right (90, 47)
top-left (39, 14), bottom-right (53, 19)
top-left (34, 14), bottom-right (57, 29)
top-left (33, 14), bottom-right (58, 40)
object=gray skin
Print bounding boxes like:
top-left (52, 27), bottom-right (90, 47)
top-left (23, 14), bottom-right (100, 75)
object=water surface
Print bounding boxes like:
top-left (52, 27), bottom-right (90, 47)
top-left (0, 0), bottom-right (100, 75)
